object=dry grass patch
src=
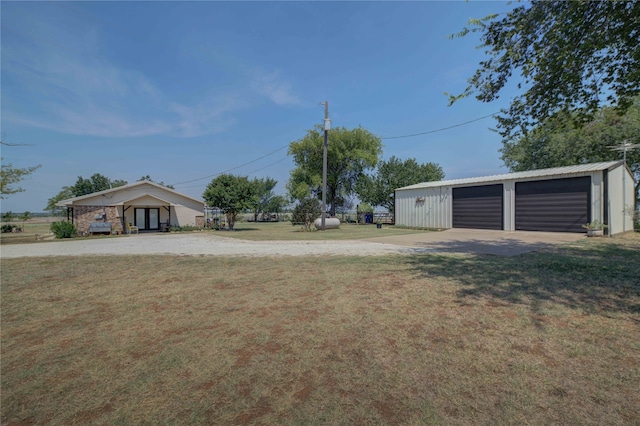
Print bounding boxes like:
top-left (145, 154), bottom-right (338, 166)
top-left (1, 236), bottom-right (639, 424)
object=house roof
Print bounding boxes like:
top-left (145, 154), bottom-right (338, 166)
top-left (114, 194), bottom-right (175, 206)
top-left (56, 180), bottom-right (204, 207)
top-left (397, 161), bottom-right (626, 191)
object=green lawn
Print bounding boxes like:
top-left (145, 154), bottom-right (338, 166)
top-left (2, 234), bottom-right (639, 425)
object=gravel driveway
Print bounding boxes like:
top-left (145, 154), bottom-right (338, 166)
top-left (0, 229), bottom-right (584, 258)
top-left (0, 233), bottom-right (421, 259)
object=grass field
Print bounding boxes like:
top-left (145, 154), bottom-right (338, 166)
top-left (0, 218), bottom-right (57, 245)
top-left (218, 220), bottom-right (436, 241)
top-left (1, 234), bottom-right (639, 424)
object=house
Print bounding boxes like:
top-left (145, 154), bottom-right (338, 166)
top-left (57, 181), bottom-right (205, 235)
top-left (394, 161), bottom-right (635, 235)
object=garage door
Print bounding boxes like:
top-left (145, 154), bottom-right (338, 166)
top-left (452, 184), bottom-right (503, 230)
top-left (515, 176), bottom-right (590, 233)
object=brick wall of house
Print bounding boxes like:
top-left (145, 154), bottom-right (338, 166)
top-left (74, 205), bottom-right (123, 235)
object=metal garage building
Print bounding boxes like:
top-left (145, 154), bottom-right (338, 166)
top-left (395, 161), bottom-right (635, 235)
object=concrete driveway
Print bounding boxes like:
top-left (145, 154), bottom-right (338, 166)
top-left (365, 228), bottom-right (586, 256)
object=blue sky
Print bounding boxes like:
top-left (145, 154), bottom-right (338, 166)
top-left (1, 1), bottom-right (519, 213)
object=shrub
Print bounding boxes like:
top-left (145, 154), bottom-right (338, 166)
top-left (50, 221), bottom-right (77, 239)
top-left (1, 224), bottom-right (15, 233)
top-left (291, 198), bottom-right (321, 231)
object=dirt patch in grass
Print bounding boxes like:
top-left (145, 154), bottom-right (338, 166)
top-left (1, 235), bottom-right (639, 424)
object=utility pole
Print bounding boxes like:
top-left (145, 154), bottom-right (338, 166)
top-left (320, 101), bottom-right (330, 231)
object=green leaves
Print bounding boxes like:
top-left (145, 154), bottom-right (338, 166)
top-left (203, 174), bottom-right (257, 230)
top-left (72, 173), bottom-right (127, 197)
top-left (500, 99), bottom-right (640, 205)
top-left (287, 125), bottom-right (383, 216)
top-left (451, 1), bottom-right (640, 141)
top-left (0, 160), bottom-right (41, 199)
top-left (357, 156), bottom-right (444, 213)
top-left (50, 221), bottom-right (77, 239)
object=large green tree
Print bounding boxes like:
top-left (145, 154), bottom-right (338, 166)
top-left (500, 100), bottom-right (640, 206)
top-left (450, 1), bottom-right (640, 142)
top-left (72, 173), bottom-right (127, 197)
top-left (287, 125), bottom-right (382, 216)
top-left (45, 173), bottom-right (127, 214)
top-left (203, 174), bottom-right (256, 230)
top-left (357, 156), bottom-right (444, 214)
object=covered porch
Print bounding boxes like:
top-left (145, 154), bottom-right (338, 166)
top-left (118, 194), bottom-right (175, 232)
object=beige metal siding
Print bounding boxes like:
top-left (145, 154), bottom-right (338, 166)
top-left (607, 165), bottom-right (635, 234)
top-left (395, 186), bottom-right (451, 229)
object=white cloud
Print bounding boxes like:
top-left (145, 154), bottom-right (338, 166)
top-left (250, 70), bottom-right (302, 106)
top-left (2, 12), bottom-right (304, 139)
top-left (2, 28), bottom-right (246, 138)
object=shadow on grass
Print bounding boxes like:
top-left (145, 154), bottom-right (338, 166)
top-left (403, 242), bottom-right (640, 321)
top-left (403, 238), bottom-right (562, 256)
top-left (220, 227), bottom-right (261, 232)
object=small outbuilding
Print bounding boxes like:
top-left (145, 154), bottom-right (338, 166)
top-left (395, 161), bottom-right (635, 235)
top-left (57, 181), bottom-right (205, 235)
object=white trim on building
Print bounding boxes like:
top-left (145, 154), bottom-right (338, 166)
top-left (395, 161), bottom-right (635, 235)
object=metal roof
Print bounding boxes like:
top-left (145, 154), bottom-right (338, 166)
top-left (397, 161), bottom-right (625, 191)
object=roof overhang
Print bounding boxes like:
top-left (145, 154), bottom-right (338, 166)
top-left (116, 194), bottom-right (176, 206)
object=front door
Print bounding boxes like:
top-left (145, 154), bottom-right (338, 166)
top-left (134, 208), bottom-right (160, 230)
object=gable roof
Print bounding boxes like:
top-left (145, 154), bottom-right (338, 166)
top-left (56, 180), bottom-right (204, 207)
top-left (397, 161), bottom-right (627, 191)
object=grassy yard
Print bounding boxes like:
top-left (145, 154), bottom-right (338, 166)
top-left (213, 220), bottom-right (436, 241)
top-left (0, 219), bottom-right (57, 245)
top-left (1, 235), bottom-right (639, 424)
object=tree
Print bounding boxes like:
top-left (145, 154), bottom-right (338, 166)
top-left (45, 186), bottom-right (74, 216)
top-left (290, 198), bottom-right (321, 231)
top-left (265, 195), bottom-right (288, 220)
top-left (249, 177), bottom-right (277, 221)
top-left (287, 125), bottom-right (382, 216)
top-left (138, 175), bottom-right (174, 189)
top-left (449, 1), bottom-right (640, 142)
top-left (19, 211), bottom-right (31, 230)
top-left (500, 100), bottom-right (640, 207)
top-left (203, 174), bottom-right (256, 230)
top-left (357, 156), bottom-right (444, 214)
top-left (0, 161), bottom-right (41, 199)
top-left (71, 173), bottom-right (127, 197)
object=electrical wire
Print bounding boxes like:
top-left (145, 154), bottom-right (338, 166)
top-left (175, 156), bottom-right (290, 189)
top-left (170, 139), bottom-right (299, 187)
top-left (380, 112), bottom-right (499, 139)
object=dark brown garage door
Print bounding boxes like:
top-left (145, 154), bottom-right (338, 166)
top-left (452, 184), bottom-right (503, 230)
top-left (515, 176), bottom-right (590, 233)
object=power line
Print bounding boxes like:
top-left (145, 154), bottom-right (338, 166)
top-left (380, 112), bottom-right (499, 139)
top-left (175, 156), bottom-right (291, 189)
top-left (170, 140), bottom-right (298, 187)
